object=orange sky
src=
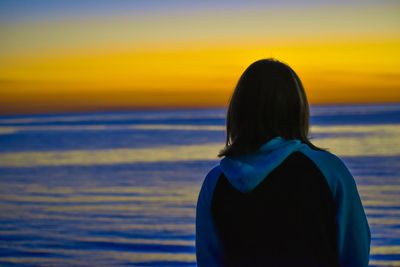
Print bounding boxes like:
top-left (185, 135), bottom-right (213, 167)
top-left (0, 1), bottom-right (399, 114)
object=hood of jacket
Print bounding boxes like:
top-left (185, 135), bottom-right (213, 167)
top-left (219, 136), bottom-right (309, 193)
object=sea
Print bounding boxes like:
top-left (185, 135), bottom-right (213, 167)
top-left (0, 103), bottom-right (399, 267)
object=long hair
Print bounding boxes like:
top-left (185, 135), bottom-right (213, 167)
top-left (218, 58), bottom-right (325, 158)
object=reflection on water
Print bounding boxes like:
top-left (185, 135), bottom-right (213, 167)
top-left (0, 126), bottom-right (399, 167)
top-left (1, 123), bottom-right (400, 135)
top-left (0, 162), bottom-right (202, 267)
top-left (0, 104), bottom-right (399, 266)
top-left (342, 156), bottom-right (400, 267)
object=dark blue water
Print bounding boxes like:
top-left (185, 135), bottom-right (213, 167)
top-left (0, 104), bottom-right (399, 266)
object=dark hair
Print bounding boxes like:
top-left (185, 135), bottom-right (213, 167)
top-left (218, 58), bottom-right (326, 157)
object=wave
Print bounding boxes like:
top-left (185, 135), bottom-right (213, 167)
top-left (0, 133), bottom-right (399, 167)
top-left (0, 123), bottom-right (400, 135)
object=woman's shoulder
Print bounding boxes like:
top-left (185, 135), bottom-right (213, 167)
top-left (299, 147), bottom-right (355, 195)
top-left (197, 164), bottom-right (223, 203)
top-left (205, 164), bottom-right (223, 180)
top-left (300, 146), bottom-right (350, 174)
top-left (202, 164), bottom-right (223, 189)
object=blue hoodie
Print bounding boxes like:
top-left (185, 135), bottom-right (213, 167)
top-left (196, 136), bottom-right (371, 267)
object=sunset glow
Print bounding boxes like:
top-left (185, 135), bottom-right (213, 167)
top-left (0, 1), bottom-right (399, 114)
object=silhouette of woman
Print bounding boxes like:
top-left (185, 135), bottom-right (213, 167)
top-left (195, 58), bottom-right (371, 267)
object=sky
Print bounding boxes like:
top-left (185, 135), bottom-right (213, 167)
top-left (0, 0), bottom-right (399, 114)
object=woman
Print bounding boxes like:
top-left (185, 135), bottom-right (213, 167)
top-left (195, 58), bottom-right (371, 267)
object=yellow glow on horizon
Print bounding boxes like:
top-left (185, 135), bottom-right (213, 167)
top-left (0, 124), bottom-right (399, 167)
top-left (0, 2), bottom-right (399, 114)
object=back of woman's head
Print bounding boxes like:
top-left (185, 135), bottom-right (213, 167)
top-left (218, 58), bottom-right (323, 157)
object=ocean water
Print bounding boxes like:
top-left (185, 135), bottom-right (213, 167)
top-left (0, 104), bottom-right (399, 267)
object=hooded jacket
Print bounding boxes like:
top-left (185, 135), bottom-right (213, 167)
top-left (196, 136), bottom-right (371, 267)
